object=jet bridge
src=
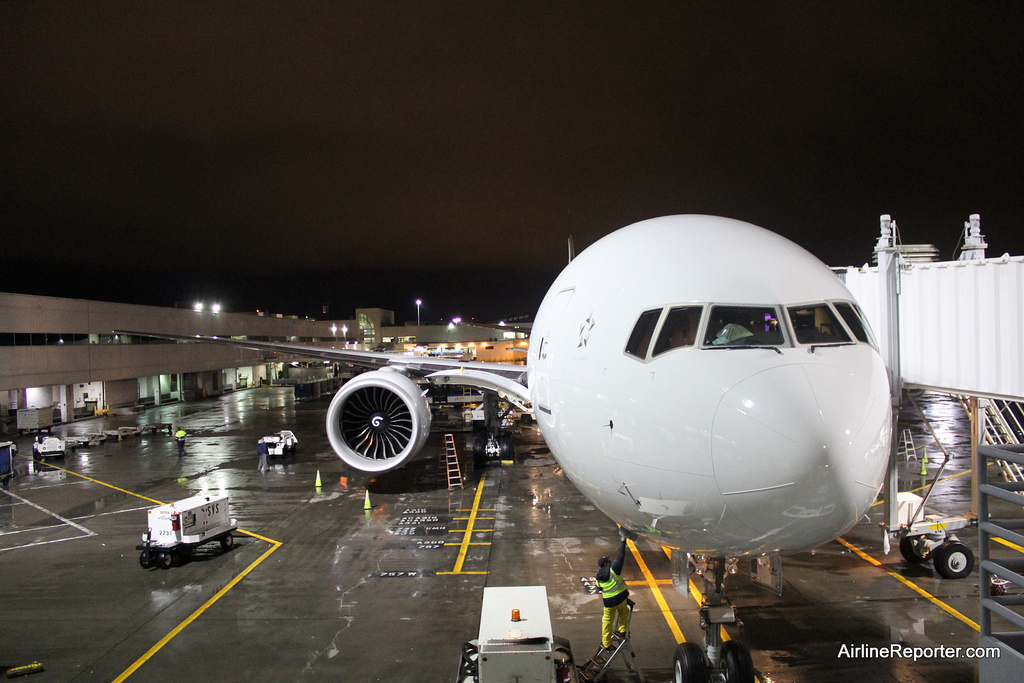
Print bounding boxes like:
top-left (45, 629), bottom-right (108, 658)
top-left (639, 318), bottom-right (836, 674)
top-left (840, 215), bottom-right (1024, 683)
top-left (841, 214), bottom-right (1024, 523)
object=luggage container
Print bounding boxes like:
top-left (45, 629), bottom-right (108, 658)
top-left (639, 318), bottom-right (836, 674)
top-left (0, 442), bottom-right (16, 487)
top-left (137, 494), bottom-right (237, 569)
top-left (17, 407), bottom-right (53, 433)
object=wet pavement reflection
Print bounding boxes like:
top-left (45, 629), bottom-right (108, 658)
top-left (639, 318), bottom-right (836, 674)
top-left (0, 387), bottom-right (1006, 681)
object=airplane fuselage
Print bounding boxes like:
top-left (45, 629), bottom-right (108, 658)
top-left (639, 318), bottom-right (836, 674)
top-left (527, 215), bottom-right (891, 556)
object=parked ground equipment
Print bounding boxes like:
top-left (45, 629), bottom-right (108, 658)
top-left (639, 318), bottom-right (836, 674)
top-left (137, 494), bottom-right (237, 569)
top-left (457, 586), bottom-right (579, 683)
top-left (264, 430), bottom-right (298, 456)
top-left (0, 442), bottom-right (17, 487)
top-left (32, 435), bottom-right (66, 458)
top-left (17, 407), bottom-right (53, 434)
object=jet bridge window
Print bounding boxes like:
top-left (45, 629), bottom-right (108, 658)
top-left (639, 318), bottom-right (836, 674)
top-left (625, 309), bottom-right (661, 359)
top-left (652, 306), bottom-right (702, 356)
top-left (787, 304), bottom-right (852, 345)
top-left (704, 306), bottom-right (784, 346)
top-left (833, 301), bottom-right (875, 346)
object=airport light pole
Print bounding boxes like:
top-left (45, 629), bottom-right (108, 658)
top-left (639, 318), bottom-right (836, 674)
top-left (416, 299), bottom-right (422, 328)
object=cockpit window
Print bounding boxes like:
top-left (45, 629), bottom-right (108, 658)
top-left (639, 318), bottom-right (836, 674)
top-left (833, 301), bottom-right (873, 346)
top-left (704, 306), bottom-right (784, 346)
top-left (653, 306), bottom-right (702, 356)
top-left (625, 309), bottom-right (661, 359)
top-left (787, 304), bottom-right (852, 345)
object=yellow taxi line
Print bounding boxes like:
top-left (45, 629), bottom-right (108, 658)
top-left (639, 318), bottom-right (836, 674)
top-left (836, 537), bottom-right (980, 631)
top-left (438, 470), bottom-right (490, 575)
top-left (626, 539), bottom-right (686, 644)
top-left (21, 456), bottom-right (285, 680)
top-left (113, 539), bottom-right (282, 681)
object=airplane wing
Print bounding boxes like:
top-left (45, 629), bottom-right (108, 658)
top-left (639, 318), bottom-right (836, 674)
top-left (113, 330), bottom-right (531, 404)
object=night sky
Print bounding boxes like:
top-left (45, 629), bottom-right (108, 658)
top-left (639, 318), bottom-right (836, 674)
top-left (3, 3), bottom-right (1022, 323)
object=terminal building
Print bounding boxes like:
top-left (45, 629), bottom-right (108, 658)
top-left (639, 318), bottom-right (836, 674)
top-left (0, 293), bottom-right (529, 434)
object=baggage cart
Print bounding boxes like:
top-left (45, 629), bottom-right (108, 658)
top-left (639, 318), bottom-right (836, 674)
top-left (137, 494), bottom-right (237, 569)
top-left (0, 442), bottom-right (16, 487)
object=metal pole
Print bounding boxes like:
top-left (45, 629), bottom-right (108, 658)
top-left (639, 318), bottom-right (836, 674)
top-left (876, 216), bottom-right (903, 545)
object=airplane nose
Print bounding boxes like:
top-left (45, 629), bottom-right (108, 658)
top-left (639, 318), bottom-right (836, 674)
top-left (711, 361), bottom-right (886, 544)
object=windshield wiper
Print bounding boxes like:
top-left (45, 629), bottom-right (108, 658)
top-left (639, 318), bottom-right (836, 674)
top-left (808, 341), bottom-right (856, 353)
top-left (706, 345), bottom-right (783, 355)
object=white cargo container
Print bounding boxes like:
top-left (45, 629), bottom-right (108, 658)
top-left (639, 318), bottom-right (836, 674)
top-left (17, 407), bottom-right (53, 433)
top-left (137, 494), bottom-right (237, 569)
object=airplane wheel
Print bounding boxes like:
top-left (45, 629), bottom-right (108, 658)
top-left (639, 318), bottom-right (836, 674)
top-left (722, 641), bottom-right (755, 683)
top-left (933, 540), bottom-right (974, 579)
top-left (499, 434), bottom-right (514, 460)
top-left (899, 535), bottom-right (929, 563)
top-left (157, 552), bottom-right (174, 570)
top-left (473, 435), bottom-right (487, 468)
top-left (673, 642), bottom-right (708, 683)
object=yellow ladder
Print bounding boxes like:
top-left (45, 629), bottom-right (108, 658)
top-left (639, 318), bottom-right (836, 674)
top-left (443, 434), bottom-right (463, 490)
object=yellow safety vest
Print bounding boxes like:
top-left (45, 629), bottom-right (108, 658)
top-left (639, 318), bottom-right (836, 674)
top-left (175, 430), bottom-right (186, 438)
top-left (597, 569), bottom-right (626, 599)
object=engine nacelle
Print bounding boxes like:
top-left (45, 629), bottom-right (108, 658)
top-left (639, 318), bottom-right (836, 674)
top-left (325, 369), bottom-right (432, 473)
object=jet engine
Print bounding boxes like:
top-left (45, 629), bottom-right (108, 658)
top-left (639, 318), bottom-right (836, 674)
top-left (325, 369), bottom-right (432, 473)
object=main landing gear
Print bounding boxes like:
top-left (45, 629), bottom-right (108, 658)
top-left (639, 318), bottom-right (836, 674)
top-left (471, 390), bottom-right (516, 467)
top-left (673, 556), bottom-right (755, 683)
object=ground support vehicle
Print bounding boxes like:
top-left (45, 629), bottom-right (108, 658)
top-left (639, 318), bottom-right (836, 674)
top-left (32, 435), bottom-right (66, 458)
top-left (457, 586), bottom-right (582, 683)
top-left (137, 494), bottom-right (237, 569)
top-left (264, 430), bottom-right (298, 456)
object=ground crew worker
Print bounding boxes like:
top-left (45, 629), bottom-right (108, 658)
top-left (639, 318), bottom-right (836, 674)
top-left (596, 534), bottom-right (631, 650)
top-left (174, 428), bottom-right (186, 456)
top-left (256, 437), bottom-right (269, 473)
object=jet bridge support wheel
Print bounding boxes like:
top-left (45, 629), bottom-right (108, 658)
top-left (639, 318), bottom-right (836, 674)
top-left (933, 539), bottom-right (974, 579)
top-left (899, 535), bottom-right (930, 564)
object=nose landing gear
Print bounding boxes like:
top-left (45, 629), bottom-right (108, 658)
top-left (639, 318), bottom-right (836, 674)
top-left (673, 555), bottom-right (755, 683)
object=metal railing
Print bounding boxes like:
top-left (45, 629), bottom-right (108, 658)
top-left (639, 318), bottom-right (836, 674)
top-left (979, 443), bottom-right (1024, 676)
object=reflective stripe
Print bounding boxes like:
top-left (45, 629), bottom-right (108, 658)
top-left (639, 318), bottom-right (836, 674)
top-left (597, 569), bottom-right (625, 598)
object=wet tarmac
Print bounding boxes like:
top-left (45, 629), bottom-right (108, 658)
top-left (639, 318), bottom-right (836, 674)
top-left (0, 387), bottom-right (1014, 682)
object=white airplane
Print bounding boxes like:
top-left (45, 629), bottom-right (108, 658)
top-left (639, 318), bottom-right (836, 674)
top-left (119, 214), bottom-right (892, 683)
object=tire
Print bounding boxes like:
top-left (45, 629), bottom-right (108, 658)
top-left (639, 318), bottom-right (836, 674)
top-left (673, 642), bottom-right (708, 683)
top-left (473, 435), bottom-right (487, 468)
top-left (458, 640), bottom-right (479, 681)
top-left (933, 540), bottom-right (974, 579)
top-left (157, 551), bottom-right (174, 570)
top-left (899, 535), bottom-right (929, 563)
top-left (499, 434), bottom-right (514, 460)
top-left (722, 640), bottom-right (755, 683)
top-left (220, 534), bottom-right (234, 550)
top-left (139, 551), bottom-right (154, 569)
